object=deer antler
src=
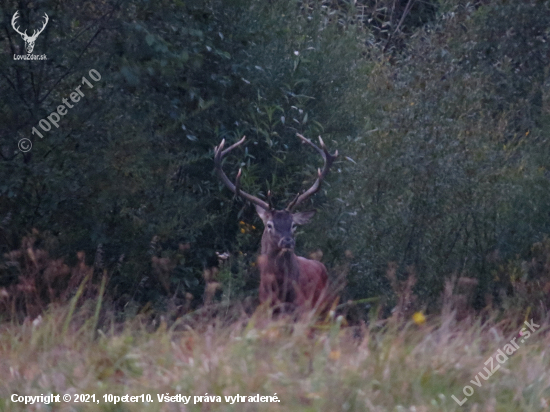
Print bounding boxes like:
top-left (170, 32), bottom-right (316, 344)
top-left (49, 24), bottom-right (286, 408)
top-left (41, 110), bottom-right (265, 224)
top-left (11, 11), bottom-right (48, 40)
top-left (214, 136), bottom-right (270, 210)
top-left (28, 13), bottom-right (49, 41)
top-left (11, 11), bottom-right (27, 37)
top-left (286, 133), bottom-right (338, 211)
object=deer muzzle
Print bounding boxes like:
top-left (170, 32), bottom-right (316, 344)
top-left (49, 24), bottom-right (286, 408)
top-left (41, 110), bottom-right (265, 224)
top-left (278, 237), bottom-right (295, 251)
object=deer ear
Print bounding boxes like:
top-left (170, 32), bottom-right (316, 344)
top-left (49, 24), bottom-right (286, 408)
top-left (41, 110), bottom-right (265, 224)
top-left (292, 210), bottom-right (316, 225)
top-left (255, 204), bottom-right (271, 224)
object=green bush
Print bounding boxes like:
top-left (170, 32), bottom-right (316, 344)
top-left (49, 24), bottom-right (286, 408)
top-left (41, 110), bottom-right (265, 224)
top-left (0, 0), bottom-right (368, 312)
top-left (322, 0), bottom-right (550, 310)
top-left (2, 0), bottom-right (549, 316)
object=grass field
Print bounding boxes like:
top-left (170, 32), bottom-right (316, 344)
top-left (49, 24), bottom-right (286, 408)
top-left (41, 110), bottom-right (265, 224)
top-left (1, 300), bottom-right (549, 412)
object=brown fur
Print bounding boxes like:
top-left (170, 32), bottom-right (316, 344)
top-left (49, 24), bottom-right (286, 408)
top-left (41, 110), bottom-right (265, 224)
top-left (257, 254), bottom-right (328, 309)
top-left (256, 208), bottom-right (329, 310)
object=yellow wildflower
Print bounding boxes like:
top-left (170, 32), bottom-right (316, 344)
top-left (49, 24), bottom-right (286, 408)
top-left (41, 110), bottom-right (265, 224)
top-left (412, 311), bottom-right (426, 325)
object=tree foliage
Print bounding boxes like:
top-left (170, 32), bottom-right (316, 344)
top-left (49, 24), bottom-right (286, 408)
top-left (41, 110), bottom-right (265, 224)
top-left (1, 0), bottom-right (549, 316)
top-left (324, 0), bottom-right (550, 310)
top-left (0, 0), bottom-right (367, 311)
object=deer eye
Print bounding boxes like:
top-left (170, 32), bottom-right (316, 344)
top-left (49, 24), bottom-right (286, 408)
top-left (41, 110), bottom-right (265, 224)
top-left (266, 222), bottom-right (274, 231)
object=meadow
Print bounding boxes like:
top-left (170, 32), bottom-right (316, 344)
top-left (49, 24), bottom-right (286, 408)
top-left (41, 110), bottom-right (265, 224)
top-left (1, 295), bottom-right (549, 412)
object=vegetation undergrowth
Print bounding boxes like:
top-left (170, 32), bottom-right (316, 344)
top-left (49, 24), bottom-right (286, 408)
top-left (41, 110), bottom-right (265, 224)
top-left (1, 298), bottom-right (549, 412)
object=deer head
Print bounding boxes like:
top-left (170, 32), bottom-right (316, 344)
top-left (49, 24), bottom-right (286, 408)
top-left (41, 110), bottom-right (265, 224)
top-left (254, 206), bottom-right (316, 255)
top-left (11, 11), bottom-right (49, 54)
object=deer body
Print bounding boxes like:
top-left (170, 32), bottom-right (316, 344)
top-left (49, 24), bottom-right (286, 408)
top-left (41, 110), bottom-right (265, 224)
top-left (257, 254), bottom-right (328, 308)
top-left (214, 134), bottom-right (337, 311)
top-left (255, 208), bottom-right (328, 308)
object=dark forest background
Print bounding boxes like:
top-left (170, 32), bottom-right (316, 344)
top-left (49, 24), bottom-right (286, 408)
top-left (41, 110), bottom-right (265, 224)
top-left (1, 0), bottom-right (550, 320)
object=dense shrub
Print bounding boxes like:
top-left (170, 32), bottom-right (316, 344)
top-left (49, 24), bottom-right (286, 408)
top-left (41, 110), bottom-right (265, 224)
top-left (0, 0), bottom-right (367, 311)
top-left (321, 0), bottom-right (550, 311)
top-left (1, 0), bottom-right (549, 317)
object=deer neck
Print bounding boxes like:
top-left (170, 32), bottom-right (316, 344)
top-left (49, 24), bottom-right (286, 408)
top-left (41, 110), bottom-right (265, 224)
top-left (262, 248), bottom-right (299, 282)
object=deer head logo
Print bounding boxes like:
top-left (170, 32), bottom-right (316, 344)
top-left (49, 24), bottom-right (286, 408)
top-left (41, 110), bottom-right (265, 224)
top-left (11, 11), bottom-right (49, 54)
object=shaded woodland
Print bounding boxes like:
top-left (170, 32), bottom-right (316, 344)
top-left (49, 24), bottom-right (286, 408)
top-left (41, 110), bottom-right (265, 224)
top-left (1, 0), bottom-right (550, 321)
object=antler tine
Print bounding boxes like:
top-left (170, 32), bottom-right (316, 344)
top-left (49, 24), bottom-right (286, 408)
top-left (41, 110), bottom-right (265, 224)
top-left (214, 136), bottom-right (270, 210)
top-left (11, 11), bottom-right (26, 37)
top-left (29, 13), bottom-right (48, 40)
top-left (287, 133), bottom-right (338, 211)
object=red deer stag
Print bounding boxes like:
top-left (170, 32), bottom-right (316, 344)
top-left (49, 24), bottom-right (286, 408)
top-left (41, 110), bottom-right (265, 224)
top-left (214, 134), bottom-right (338, 311)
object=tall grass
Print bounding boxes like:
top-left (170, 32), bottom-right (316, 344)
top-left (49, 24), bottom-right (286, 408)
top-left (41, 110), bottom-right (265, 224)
top-left (1, 301), bottom-right (549, 412)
